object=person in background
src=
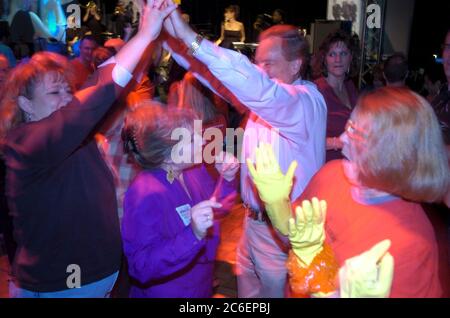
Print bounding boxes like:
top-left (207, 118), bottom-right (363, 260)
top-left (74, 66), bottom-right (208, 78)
top-left (0, 24), bottom-right (16, 67)
top-left (104, 37), bottom-right (126, 53)
top-left (82, 1), bottom-right (103, 45)
top-left (0, 55), bottom-right (16, 267)
top-left (430, 29), bottom-right (450, 145)
top-left (383, 53), bottom-right (409, 87)
top-left (252, 13), bottom-right (272, 43)
top-left (429, 32), bottom-right (450, 278)
top-left (112, 1), bottom-right (131, 39)
top-left (121, 105), bottom-right (238, 298)
top-left (168, 71), bottom-right (229, 172)
top-left (0, 53), bottom-right (10, 87)
top-left (423, 61), bottom-right (445, 103)
top-left (39, 0), bottom-right (67, 42)
top-left (272, 9), bottom-right (285, 25)
top-left (66, 13), bottom-right (84, 57)
top-left (91, 45), bottom-right (114, 68)
top-left (331, 0), bottom-right (343, 20)
top-left (10, 0), bottom-right (52, 57)
top-left (69, 35), bottom-right (98, 90)
top-left (312, 30), bottom-right (359, 162)
top-left (169, 71), bottom-right (228, 136)
top-left (125, 1), bottom-right (135, 24)
top-left (104, 37), bottom-right (155, 108)
top-left (215, 5), bottom-right (245, 50)
top-left (362, 63), bottom-right (386, 92)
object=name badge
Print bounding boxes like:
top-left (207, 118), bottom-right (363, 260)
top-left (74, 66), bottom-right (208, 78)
top-left (175, 204), bottom-right (192, 226)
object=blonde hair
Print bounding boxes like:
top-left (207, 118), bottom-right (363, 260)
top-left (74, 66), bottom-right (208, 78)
top-left (352, 87), bottom-right (449, 203)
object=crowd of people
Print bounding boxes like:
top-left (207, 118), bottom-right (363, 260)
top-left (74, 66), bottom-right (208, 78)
top-left (0, 0), bottom-right (448, 299)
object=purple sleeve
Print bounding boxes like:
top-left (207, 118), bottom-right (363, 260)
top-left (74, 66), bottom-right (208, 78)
top-left (122, 184), bottom-right (208, 284)
top-left (5, 64), bottom-right (123, 167)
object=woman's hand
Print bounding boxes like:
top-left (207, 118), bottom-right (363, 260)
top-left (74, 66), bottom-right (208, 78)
top-left (190, 199), bottom-right (222, 240)
top-left (163, 0), bottom-right (197, 45)
top-left (137, 0), bottom-right (178, 42)
top-left (215, 151), bottom-right (240, 182)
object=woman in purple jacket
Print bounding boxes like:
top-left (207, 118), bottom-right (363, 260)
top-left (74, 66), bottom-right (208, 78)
top-left (121, 105), bottom-right (238, 298)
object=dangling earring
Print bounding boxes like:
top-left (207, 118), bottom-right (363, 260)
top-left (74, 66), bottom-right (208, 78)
top-left (166, 166), bottom-right (175, 184)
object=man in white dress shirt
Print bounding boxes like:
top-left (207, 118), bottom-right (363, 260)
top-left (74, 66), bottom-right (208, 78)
top-left (164, 6), bottom-right (327, 297)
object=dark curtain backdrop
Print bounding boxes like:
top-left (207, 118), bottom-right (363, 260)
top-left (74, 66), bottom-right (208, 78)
top-left (408, 0), bottom-right (450, 69)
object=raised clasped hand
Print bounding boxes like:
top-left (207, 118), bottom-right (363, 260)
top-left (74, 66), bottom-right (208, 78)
top-left (137, 0), bottom-right (178, 41)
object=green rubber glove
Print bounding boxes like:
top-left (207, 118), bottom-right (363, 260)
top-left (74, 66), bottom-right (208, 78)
top-left (246, 143), bottom-right (298, 235)
top-left (288, 198), bottom-right (327, 267)
top-left (339, 240), bottom-right (394, 298)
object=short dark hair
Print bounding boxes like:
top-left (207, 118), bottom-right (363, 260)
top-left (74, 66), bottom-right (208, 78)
top-left (225, 5), bottom-right (240, 20)
top-left (273, 9), bottom-right (286, 20)
top-left (384, 53), bottom-right (408, 83)
top-left (259, 25), bottom-right (310, 78)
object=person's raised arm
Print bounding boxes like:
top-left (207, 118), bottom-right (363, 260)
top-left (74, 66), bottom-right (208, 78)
top-left (6, 0), bottom-right (177, 167)
top-left (240, 23), bottom-right (245, 42)
top-left (82, 8), bottom-right (90, 23)
top-left (92, 8), bottom-right (101, 21)
top-left (164, 2), bottom-right (324, 142)
top-left (114, 0), bottom-right (177, 75)
top-left (215, 23), bottom-right (225, 46)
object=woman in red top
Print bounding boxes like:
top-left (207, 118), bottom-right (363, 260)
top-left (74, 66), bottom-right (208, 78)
top-left (0, 0), bottom-right (177, 298)
top-left (312, 30), bottom-right (359, 162)
top-left (250, 87), bottom-right (449, 297)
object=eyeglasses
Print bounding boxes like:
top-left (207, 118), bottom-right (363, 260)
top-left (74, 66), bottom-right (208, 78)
top-left (345, 120), bottom-right (368, 141)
